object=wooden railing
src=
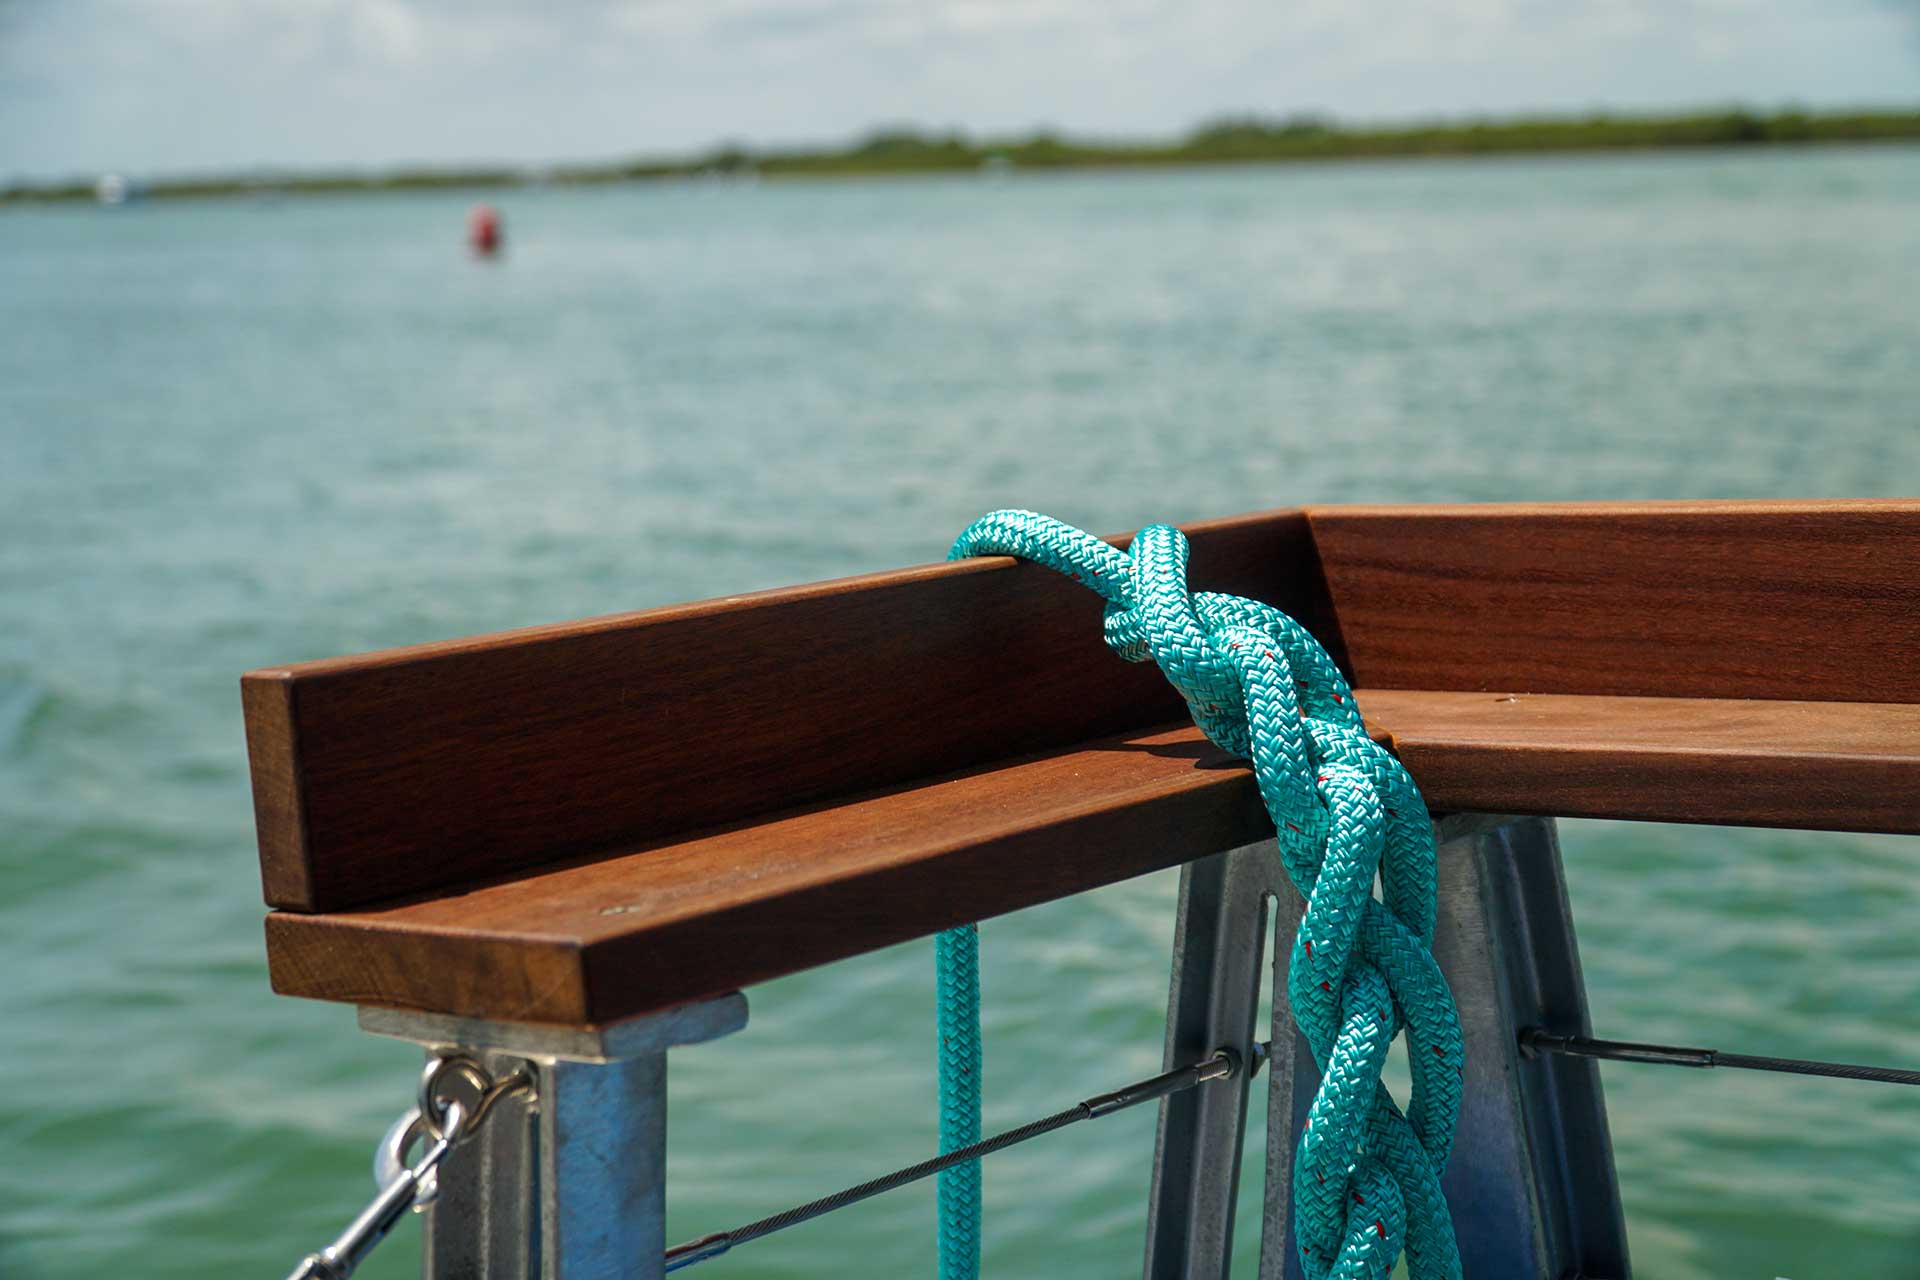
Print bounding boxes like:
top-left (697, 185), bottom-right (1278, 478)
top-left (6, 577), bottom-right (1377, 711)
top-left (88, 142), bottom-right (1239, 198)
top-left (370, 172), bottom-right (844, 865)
top-left (245, 499), bottom-right (1920, 1026)
top-left (249, 498), bottom-right (1920, 1280)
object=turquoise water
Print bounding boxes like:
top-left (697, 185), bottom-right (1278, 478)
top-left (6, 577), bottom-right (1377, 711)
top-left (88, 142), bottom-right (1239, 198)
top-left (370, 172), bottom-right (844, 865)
top-left (3, 146), bottom-right (1918, 1279)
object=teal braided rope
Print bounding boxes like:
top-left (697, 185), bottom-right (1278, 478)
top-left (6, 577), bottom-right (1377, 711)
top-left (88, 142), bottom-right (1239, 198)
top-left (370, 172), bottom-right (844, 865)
top-left (935, 511), bottom-right (1464, 1280)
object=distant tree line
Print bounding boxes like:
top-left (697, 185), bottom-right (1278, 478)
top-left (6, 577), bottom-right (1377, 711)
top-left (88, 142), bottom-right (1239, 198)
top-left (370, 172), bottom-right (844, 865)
top-left (8, 107), bottom-right (1918, 203)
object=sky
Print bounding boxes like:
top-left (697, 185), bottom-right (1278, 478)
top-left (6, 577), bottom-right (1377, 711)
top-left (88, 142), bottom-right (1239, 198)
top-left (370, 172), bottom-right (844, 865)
top-left (1, 0), bottom-right (1916, 181)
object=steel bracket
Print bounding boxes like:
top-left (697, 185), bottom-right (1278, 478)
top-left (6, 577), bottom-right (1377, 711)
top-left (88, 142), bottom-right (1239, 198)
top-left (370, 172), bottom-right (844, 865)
top-left (358, 993), bottom-right (748, 1280)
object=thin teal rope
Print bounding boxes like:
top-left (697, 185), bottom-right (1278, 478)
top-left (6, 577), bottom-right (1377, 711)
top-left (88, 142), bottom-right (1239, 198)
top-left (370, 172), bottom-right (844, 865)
top-left (934, 922), bottom-right (980, 1277)
top-left (936, 511), bottom-right (1463, 1280)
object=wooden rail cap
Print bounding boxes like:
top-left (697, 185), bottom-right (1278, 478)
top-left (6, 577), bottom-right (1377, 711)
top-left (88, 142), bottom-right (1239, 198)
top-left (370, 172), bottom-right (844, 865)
top-left (242, 508), bottom-right (1337, 913)
top-left (245, 499), bottom-right (1920, 1024)
top-left (1309, 499), bottom-right (1920, 703)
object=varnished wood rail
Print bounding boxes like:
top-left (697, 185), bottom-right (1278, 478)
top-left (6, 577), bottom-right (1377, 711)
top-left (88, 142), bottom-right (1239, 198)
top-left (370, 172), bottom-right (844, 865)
top-left (1312, 500), bottom-right (1920, 703)
top-left (245, 500), bottom-right (1920, 1024)
top-left (244, 508), bottom-right (1339, 913)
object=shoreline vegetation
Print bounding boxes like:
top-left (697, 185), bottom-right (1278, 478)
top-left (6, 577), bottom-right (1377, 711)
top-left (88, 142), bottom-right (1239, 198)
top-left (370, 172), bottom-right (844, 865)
top-left (9, 107), bottom-right (1920, 204)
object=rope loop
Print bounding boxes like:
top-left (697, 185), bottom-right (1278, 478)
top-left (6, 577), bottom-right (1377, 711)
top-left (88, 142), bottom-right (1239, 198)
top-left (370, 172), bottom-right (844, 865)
top-left (938, 510), bottom-right (1465, 1280)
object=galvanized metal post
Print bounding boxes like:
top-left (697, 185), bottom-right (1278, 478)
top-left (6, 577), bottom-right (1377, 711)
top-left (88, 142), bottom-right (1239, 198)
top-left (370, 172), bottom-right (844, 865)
top-left (359, 994), bottom-right (749, 1280)
top-left (1254, 815), bottom-right (1629, 1279)
top-left (1143, 841), bottom-right (1283, 1279)
top-left (1429, 817), bottom-right (1629, 1280)
top-left (1254, 874), bottom-right (1315, 1280)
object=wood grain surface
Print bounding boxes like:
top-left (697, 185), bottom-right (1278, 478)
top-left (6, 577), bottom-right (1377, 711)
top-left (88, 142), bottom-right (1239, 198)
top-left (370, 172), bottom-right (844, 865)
top-left (247, 498), bottom-right (1920, 1024)
top-left (1308, 499), bottom-right (1920, 703)
top-left (1363, 688), bottom-right (1920, 834)
top-left (264, 722), bottom-right (1272, 1023)
top-left (243, 508), bottom-right (1339, 912)
top-left (266, 687), bottom-right (1920, 1023)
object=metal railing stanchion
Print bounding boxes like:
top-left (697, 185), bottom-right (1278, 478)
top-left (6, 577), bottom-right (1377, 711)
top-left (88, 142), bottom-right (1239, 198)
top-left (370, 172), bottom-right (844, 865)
top-left (357, 994), bottom-right (749, 1280)
top-left (1143, 842), bottom-right (1283, 1279)
top-left (1429, 816), bottom-right (1630, 1279)
top-left (1245, 816), bottom-right (1633, 1279)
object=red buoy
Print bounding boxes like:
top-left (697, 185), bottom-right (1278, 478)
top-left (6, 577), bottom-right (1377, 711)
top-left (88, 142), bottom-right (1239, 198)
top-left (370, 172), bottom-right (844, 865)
top-left (468, 204), bottom-right (502, 257)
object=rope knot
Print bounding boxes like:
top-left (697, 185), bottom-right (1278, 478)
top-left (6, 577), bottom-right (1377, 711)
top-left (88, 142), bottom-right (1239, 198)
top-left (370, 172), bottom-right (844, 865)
top-left (944, 510), bottom-right (1466, 1280)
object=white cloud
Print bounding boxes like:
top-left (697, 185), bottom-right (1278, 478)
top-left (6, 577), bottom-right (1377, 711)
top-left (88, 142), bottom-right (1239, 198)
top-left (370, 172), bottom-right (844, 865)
top-left (348, 0), bottom-right (426, 64)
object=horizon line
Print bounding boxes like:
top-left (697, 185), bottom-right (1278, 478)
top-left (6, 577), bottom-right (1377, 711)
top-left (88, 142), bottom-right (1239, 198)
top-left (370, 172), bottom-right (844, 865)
top-left (9, 100), bottom-right (1919, 202)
